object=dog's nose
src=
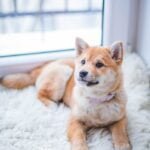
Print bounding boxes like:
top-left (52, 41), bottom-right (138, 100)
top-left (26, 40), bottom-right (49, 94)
top-left (79, 71), bottom-right (88, 78)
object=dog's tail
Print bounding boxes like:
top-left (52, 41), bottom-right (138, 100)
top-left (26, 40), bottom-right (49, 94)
top-left (1, 67), bottom-right (42, 89)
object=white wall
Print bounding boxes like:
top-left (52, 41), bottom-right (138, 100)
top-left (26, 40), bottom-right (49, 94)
top-left (103, 0), bottom-right (130, 46)
top-left (103, 0), bottom-right (138, 52)
top-left (104, 0), bottom-right (150, 70)
top-left (136, 0), bottom-right (150, 69)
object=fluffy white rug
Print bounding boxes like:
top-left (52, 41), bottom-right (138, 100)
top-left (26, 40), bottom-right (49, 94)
top-left (0, 53), bottom-right (150, 150)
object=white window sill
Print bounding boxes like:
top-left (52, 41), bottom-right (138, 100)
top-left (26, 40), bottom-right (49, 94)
top-left (0, 50), bottom-right (75, 77)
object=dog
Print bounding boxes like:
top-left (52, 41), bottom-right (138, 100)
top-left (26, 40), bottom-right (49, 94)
top-left (2, 38), bottom-right (131, 150)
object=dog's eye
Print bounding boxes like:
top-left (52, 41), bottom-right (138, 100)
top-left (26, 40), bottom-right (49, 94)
top-left (81, 59), bottom-right (86, 65)
top-left (95, 62), bottom-right (104, 68)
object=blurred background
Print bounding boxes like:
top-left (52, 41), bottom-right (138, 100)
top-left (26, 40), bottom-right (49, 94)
top-left (0, 0), bottom-right (102, 57)
top-left (0, 0), bottom-right (150, 77)
top-left (0, 0), bottom-right (102, 33)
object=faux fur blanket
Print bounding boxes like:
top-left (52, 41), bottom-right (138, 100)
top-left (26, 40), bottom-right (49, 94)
top-left (0, 53), bottom-right (150, 150)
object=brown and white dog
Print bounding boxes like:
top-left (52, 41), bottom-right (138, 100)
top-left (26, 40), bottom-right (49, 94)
top-left (2, 38), bottom-right (131, 150)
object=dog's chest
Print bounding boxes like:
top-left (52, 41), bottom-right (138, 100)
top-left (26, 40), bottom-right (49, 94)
top-left (73, 95), bottom-right (123, 127)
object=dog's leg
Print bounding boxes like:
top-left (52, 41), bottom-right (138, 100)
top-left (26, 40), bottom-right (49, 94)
top-left (109, 117), bottom-right (131, 150)
top-left (37, 90), bottom-right (53, 106)
top-left (68, 117), bottom-right (88, 150)
top-left (36, 63), bottom-right (73, 106)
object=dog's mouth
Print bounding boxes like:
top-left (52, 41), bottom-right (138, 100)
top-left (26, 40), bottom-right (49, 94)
top-left (78, 78), bottom-right (99, 86)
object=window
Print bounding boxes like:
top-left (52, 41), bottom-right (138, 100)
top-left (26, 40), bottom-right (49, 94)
top-left (0, 0), bottom-right (104, 67)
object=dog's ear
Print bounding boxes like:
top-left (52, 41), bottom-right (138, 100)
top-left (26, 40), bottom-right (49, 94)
top-left (75, 37), bottom-right (89, 56)
top-left (110, 41), bottom-right (123, 64)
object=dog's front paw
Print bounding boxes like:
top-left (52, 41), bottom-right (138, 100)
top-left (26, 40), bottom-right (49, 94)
top-left (71, 142), bottom-right (88, 150)
top-left (114, 142), bottom-right (131, 150)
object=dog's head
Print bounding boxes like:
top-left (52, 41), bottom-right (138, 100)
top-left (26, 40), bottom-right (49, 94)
top-left (74, 37), bottom-right (123, 90)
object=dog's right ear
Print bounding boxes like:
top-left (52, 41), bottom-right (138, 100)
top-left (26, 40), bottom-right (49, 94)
top-left (75, 37), bottom-right (89, 56)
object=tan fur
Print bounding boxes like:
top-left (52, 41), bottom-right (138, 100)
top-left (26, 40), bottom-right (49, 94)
top-left (1, 67), bottom-right (42, 89)
top-left (110, 117), bottom-right (131, 150)
top-left (1, 39), bottom-right (131, 150)
top-left (67, 117), bottom-right (88, 150)
top-left (36, 59), bottom-right (74, 106)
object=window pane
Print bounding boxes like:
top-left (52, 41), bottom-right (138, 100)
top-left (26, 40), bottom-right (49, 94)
top-left (0, 0), bottom-right (103, 57)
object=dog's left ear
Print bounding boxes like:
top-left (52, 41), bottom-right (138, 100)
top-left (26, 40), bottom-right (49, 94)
top-left (75, 37), bottom-right (89, 56)
top-left (110, 41), bottom-right (123, 64)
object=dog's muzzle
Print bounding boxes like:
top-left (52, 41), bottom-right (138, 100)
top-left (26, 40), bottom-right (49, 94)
top-left (78, 78), bottom-right (99, 86)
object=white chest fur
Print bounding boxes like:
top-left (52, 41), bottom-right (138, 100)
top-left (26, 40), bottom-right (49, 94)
top-left (72, 86), bottom-right (125, 127)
